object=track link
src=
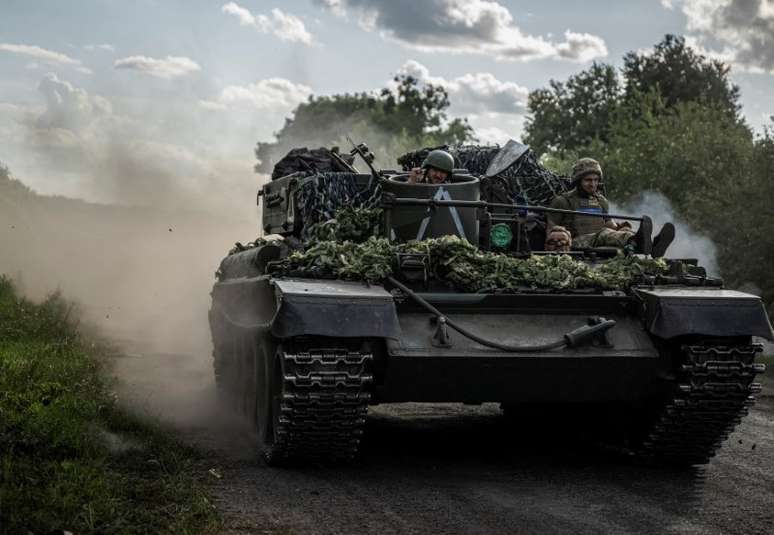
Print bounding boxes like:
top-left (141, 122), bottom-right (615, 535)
top-left (268, 346), bottom-right (373, 463)
top-left (641, 343), bottom-right (766, 465)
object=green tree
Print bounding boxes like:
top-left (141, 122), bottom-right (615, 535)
top-left (622, 34), bottom-right (740, 119)
top-left (729, 122), bottom-right (774, 312)
top-left (598, 97), bottom-right (752, 212)
top-left (525, 35), bottom-right (743, 158)
top-left (524, 63), bottom-right (620, 155)
top-left (0, 162), bottom-right (33, 200)
top-left (254, 74), bottom-right (472, 173)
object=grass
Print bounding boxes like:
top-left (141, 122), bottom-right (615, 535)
top-left (0, 276), bottom-right (220, 534)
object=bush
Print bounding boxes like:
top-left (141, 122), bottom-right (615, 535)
top-left (0, 276), bottom-right (219, 533)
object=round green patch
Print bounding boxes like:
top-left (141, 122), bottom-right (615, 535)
top-left (490, 223), bottom-right (513, 249)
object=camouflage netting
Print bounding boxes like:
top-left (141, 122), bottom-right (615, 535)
top-left (305, 206), bottom-right (383, 243)
top-left (397, 144), bottom-right (572, 207)
top-left (296, 172), bottom-right (381, 240)
top-left (270, 208), bottom-right (667, 292)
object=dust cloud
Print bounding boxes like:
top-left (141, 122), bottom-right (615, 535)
top-left (0, 92), bottom-right (406, 435)
top-left (0, 169), bottom-right (263, 430)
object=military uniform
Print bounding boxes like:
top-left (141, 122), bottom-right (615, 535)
top-left (548, 189), bottom-right (634, 248)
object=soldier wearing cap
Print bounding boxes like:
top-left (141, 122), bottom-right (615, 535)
top-left (546, 158), bottom-right (674, 256)
top-left (408, 149), bottom-right (455, 185)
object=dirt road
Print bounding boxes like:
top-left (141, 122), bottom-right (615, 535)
top-left (112, 350), bottom-right (774, 535)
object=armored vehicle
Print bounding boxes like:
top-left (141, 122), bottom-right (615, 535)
top-left (210, 143), bottom-right (772, 466)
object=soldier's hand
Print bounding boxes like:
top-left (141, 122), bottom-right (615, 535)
top-left (408, 167), bottom-right (422, 184)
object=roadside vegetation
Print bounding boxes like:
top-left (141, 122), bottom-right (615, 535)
top-left (0, 276), bottom-right (219, 534)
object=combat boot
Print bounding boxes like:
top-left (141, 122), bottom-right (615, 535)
top-left (631, 215), bottom-right (653, 255)
top-left (652, 222), bottom-right (675, 258)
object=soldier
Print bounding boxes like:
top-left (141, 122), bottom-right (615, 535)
top-left (546, 158), bottom-right (675, 257)
top-left (408, 149), bottom-right (455, 185)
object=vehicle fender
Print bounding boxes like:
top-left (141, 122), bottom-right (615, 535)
top-left (210, 276), bottom-right (278, 330)
top-left (212, 276), bottom-right (400, 339)
top-left (217, 243), bottom-right (283, 280)
top-left (270, 278), bottom-right (400, 339)
top-left (635, 288), bottom-right (773, 340)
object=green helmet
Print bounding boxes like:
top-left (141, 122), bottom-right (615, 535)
top-left (571, 157), bottom-right (603, 182)
top-left (421, 150), bottom-right (454, 174)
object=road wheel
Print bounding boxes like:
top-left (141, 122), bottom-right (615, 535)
top-left (254, 336), bottom-right (285, 465)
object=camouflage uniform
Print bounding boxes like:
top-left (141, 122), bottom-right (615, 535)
top-left (547, 158), bottom-right (635, 249)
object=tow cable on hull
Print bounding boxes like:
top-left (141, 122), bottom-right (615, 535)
top-left (386, 276), bottom-right (616, 352)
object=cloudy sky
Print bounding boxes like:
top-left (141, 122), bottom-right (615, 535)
top-left (1, 0), bottom-right (773, 208)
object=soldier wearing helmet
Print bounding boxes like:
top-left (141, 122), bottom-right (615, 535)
top-left (408, 149), bottom-right (455, 185)
top-left (546, 157), bottom-right (674, 256)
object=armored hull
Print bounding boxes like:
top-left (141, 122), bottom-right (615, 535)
top-left (210, 265), bottom-right (771, 465)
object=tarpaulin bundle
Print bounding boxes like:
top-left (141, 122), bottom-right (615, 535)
top-left (270, 147), bottom-right (355, 180)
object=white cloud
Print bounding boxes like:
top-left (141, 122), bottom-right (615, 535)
top-left (114, 55), bottom-right (201, 79)
top-left (200, 78), bottom-right (312, 110)
top-left (0, 43), bottom-right (88, 70)
top-left (1, 74), bottom-right (260, 211)
top-left (36, 73), bottom-right (111, 131)
top-left (315, 0), bottom-right (607, 62)
top-left (660, 0), bottom-right (674, 9)
top-left (396, 60), bottom-right (528, 115)
top-left (0, 43), bottom-right (79, 65)
top-left (555, 31), bottom-right (608, 62)
top-left (222, 2), bottom-right (314, 45)
top-left (674, 0), bottom-right (774, 73)
top-left (84, 43), bottom-right (116, 52)
top-left (473, 125), bottom-right (513, 145)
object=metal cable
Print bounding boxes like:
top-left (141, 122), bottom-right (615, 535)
top-left (388, 276), bottom-right (573, 352)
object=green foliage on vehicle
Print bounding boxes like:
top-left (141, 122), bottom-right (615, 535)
top-left (274, 232), bottom-right (666, 292)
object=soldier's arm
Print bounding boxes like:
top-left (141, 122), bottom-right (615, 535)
top-left (599, 197), bottom-right (627, 230)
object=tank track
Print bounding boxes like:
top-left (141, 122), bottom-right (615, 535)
top-left (268, 346), bottom-right (373, 463)
top-left (640, 343), bottom-right (766, 465)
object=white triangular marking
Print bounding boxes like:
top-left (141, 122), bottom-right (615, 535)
top-left (415, 187), bottom-right (467, 241)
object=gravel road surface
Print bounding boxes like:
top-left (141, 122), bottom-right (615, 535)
top-left (112, 351), bottom-right (774, 535)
